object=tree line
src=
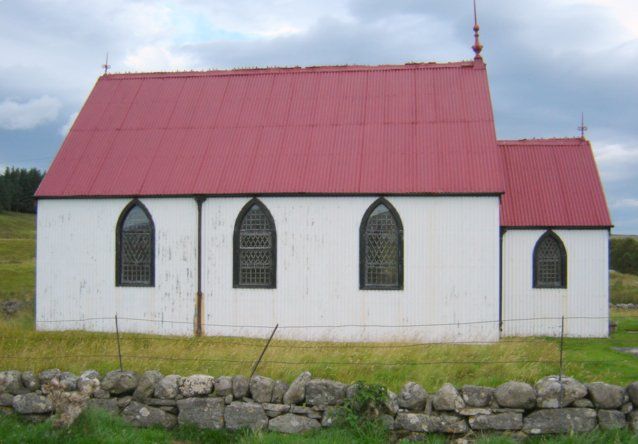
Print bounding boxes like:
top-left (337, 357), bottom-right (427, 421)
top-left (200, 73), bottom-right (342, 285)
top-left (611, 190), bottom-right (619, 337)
top-left (611, 237), bottom-right (638, 276)
top-left (0, 167), bottom-right (44, 213)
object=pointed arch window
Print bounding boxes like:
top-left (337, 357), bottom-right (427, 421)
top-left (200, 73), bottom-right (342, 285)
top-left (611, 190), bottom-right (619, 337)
top-left (233, 199), bottom-right (276, 288)
top-left (360, 198), bottom-right (403, 290)
top-left (116, 201), bottom-right (155, 287)
top-left (533, 231), bottom-right (567, 288)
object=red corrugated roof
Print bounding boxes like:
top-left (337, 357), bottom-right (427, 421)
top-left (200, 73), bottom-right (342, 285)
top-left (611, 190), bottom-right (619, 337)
top-left (500, 138), bottom-right (611, 227)
top-left (36, 60), bottom-right (506, 197)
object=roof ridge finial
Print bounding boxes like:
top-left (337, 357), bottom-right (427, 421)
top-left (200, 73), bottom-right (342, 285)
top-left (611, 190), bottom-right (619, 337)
top-left (578, 112), bottom-right (588, 139)
top-left (472, 0), bottom-right (483, 60)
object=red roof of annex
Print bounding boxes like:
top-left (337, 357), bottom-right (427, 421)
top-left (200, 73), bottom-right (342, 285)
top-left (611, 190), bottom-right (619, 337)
top-left (500, 138), bottom-right (611, 227)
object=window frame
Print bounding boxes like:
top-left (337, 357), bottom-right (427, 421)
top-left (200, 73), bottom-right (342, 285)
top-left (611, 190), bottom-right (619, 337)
top-left (233, 198), bottom-right (277, 289)
top-left (115, 199), bottom-right (155, 287)
top-left (532, 230), bottom-right (567, 289)
top-left (359, 197), bottom-right (404, 290)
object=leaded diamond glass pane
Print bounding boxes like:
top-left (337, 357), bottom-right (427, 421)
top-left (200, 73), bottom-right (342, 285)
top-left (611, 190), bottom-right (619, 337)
top-left (120, 206), bottom-right (153, 285)
top-left (238, 204), bottom-right (274, 286)
top-left (364, 204), bottom-right (399, 287)
top-left (536, 236), bottom-right (562, 287)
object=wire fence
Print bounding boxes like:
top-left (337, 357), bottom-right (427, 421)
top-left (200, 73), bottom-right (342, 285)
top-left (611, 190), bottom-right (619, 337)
top-left (1, 314), bottom-right (636, 377)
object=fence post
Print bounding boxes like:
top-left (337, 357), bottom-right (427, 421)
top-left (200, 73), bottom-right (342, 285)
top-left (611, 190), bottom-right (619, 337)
top-left (558, 315), bottom-right (565, 406)
top-left (249, 324), bottom-right (279, 379)
top-left (115, 314), bottom-right (123, 372)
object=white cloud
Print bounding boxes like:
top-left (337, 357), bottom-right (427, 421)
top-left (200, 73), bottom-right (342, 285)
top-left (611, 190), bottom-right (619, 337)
top-left (123, 45), bottom-right (196, 72)
top-left (58, 111), bottom-right (79, 136)
top-left (0, 95), bottom-right (62, 130)
top-left (593, 142), bottom-right (638, 182)
top-left (612, 198), bottom-right (638, 209)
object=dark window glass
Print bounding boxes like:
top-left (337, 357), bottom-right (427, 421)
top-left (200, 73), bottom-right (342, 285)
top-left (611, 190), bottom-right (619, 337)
top-left (361, 200), bottom-right (403, 289)
top-left (534, 232), bottom-right (566, 288)
top-left (118, 204), bottom-right (154, 286)
top-left (234, 202), bottom-right (276, 288)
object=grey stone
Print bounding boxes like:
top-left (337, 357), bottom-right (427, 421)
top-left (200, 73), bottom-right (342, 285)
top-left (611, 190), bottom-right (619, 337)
top-left (395, 412), bottom-right (468, 434)
top-left (133, 370), bottom-right (162, 401)
top-left (0, 406), bottom-right (12, 416)
top-left (154, 375), bottom-right (182, 399)
top-left (232, 375), bottom-right (249, 400)
top-left (38, 369), bottom-right (61, 385)
top-left (629, 411), bottom-right (638, 432)
top-left (77, 375), bottom-right (100, 395)
top-left (522, 408), bottom-right (597, 434)
top-left (180, 374), bottom-right (215, 397)
top-left (432, 383), bottom-right (464, 411)
top-left (21, 372), bottom-right (39, 391)
top-left (214, 376), bottom-right (233, 397)
top-left (117, 396), bottom-right (132, 409)
top-left (283, 371), bottom-right (311, 405)
top-left (626, 382), bottom-right (638, 407)
top-left (0, 393), bottom-right (14, 406)
top-left (305, 379), bottom-right (347, 407)
top-left (101, 371), bottom-right (140, 395)
top-left (586, 382), bottom-right (625, 409)
top-left (535, 376), bottom-right (587, 408)
top-left (0, 371), bottom-right (23, 395)
top-left (160, 406), bottom-right (177, 414)
top-left (572, 398), bottom-right (594, 408)
top-left (269, 413), bottom-right (321, 434)
top-left (80, 370), bottom-right (100, 380)
top-left (224, 401), bottom-right (268, 431)
top-left (12, 393), bottom-right (53, 414)
top-left (121, 400), bottom-right (177, 429)
top-left (461, 385), bottom-right (493, 408)
top-left (93, 388), bottom-right (110, 399)
top-left (621, 402), bottom-right (634, 414)
top-left (87, 398), bottom-right (119, 414)
top-left (146, 398), bottom-right (177, 407)
top-left (379, 414), bottom-right (395, 430)
top-left (271, 380), bottom-right (288, 404)
top-left (291, 405), bottom-right (323, 419)
top-left (346, 384), bottom-right (357, 399)
top-left (250, 375), bottom-right (275, 403)
top-left (397, 382), bottom-right (428, 412)
top-left (457, 407), bottom-right (492, 416)
top-left (177, 397), bottom-right (225, 429)
top-left (384, 390), bottom-right (399, 415)
top-left (263, 403), bottom-right (290, 418)
top-left (597, 409), bottom-right (626, 430)
top-left (58, 372), bottom-right (78, 391)
top-left (469, 412), bottom-right (523, 431)
top-left (224, 394), bottom-right (233, 405)
top-left (494, 381), bottom-right (536, 410)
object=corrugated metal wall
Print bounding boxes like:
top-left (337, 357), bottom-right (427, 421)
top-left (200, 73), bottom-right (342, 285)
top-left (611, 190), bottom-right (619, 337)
top-left (202, 196), bottom-right (500, 342)
top-left (501, 229), bottom-right (609, 337)
top-left (36, 198), bottom-right (197, 335)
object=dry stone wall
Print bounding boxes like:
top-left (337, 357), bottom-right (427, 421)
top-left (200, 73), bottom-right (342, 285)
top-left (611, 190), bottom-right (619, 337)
top-left (1, 369), bottom-right (637, 437)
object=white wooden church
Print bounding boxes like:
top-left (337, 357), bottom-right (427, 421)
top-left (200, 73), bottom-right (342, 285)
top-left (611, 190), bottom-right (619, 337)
top-left (34, 29), bottom-right (611, 342)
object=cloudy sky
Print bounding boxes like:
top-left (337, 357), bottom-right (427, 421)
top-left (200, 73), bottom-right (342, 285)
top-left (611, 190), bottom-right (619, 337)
top-left (0, 0), bottom-right (636, 233)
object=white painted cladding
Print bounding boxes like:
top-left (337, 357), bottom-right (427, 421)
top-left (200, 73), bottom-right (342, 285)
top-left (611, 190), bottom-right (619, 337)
top-left (36, 196), bottom-right (501, 342)
top-left (36, 198), bottom-right (198, 335)
top-left (202, 196), bottom-right (500, 342)
top-left (501, 229), bottom-right (609, 337)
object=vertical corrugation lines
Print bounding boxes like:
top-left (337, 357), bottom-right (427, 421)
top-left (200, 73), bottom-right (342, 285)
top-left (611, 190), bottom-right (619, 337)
top-left (499, 139), bottom-right (611, 227)
top-left (37, 63), bottom-right (507, 197)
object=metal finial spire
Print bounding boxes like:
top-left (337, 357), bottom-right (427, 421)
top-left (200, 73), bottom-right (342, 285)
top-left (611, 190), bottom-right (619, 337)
top-left (102, 53), bottom-right (111, 75)
top-left (472, 0), bottom-right (483, 60)
top-left (578, 112), bottom-right (588, 138)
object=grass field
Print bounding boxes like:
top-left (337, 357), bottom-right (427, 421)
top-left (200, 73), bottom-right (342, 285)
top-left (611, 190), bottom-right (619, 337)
top-left (1, 211), bottom-right (637, 442)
